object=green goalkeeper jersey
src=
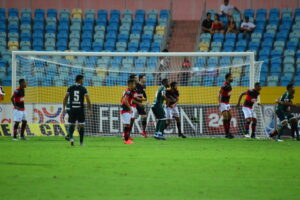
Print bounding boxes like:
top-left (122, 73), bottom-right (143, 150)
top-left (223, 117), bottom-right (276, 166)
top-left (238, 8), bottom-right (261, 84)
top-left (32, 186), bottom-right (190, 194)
top-left (277, 92), bottom-right (293, 112)
top-left (153, 85), bottom-right (166, 107)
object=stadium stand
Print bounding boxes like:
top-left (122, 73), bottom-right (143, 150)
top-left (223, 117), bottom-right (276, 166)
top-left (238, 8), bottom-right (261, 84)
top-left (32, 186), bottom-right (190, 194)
top-left (198, 8), bottom-right (300, 86)
top-left (0, 8), bottom-right (171, 86)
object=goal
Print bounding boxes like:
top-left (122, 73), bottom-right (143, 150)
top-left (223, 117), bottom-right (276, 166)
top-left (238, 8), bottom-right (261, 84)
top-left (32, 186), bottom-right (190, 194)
top-left (10, 51), bottom-right (267, 138)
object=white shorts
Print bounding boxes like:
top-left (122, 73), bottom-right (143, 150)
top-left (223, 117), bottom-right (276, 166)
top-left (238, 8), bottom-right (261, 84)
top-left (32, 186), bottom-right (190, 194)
top-left (165, 107), bottom-right (180, 119)
top-left (121, 112), bottom-right (132, 125)
top-left (242, 107), bottom-right (257, 119)
top-left (220, 103), bottom-right (231, 113)
top-left (13, 109), bottom-right (27, 122)
top-left (131, 106), bottom-right (138, 119)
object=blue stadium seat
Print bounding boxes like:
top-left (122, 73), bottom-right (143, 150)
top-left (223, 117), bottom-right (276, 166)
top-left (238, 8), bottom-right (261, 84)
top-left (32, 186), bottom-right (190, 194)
top-left (8, 8), bottom-right (18, 17)
top-left (47, 9), bottom-right (57, 18)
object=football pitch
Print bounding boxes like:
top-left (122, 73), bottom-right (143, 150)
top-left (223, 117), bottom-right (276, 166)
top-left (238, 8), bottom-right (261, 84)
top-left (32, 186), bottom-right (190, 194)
top-left (0, 136), bottom-right (299, 200)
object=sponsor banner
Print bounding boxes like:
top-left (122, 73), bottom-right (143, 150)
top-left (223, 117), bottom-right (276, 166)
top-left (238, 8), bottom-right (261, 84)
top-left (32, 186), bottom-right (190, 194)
top-left (0, 123), bottom-right (79, 136)
top-left (1, 103), bottom-right (299, 137)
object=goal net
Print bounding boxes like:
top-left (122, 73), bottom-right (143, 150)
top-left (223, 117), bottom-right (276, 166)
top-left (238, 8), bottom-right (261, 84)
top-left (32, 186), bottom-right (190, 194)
top-left (10, 51), bottom-right (267, 138)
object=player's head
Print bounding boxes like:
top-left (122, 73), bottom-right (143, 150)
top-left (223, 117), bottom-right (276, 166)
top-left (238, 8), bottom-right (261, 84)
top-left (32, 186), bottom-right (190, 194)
top-left (287, 83), bottom-right (295, 95)
top-left (139, 74), bottom-right (146, 84)
top-left (225, 73), bottom-right (233, 83)
top-left (75, 74), bottom-right (84, 84)
top-left (162, 78), bottom-right (169, 87)
top-left (170, 81), bottom-right (177, 90)
top-left (254, 82), bottom-right (261, 92)
top-left (129, 74), bottom-right (137, 82)
top-left (127, 79), bottom-right (136, 89)
top-left (19, 79), bottom-right (26, 88)
top-left (224, 0), bottom-right (229, 5)
top-left (206, 12), bottom-right (211, 19)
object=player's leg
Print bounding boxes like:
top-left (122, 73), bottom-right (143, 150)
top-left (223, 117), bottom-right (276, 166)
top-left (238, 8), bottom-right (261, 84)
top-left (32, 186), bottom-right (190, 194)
top-left (242, 107), bottom-right (252, 136)
top-left (251, 117), bottom-right (257, 138)
top-left (152, 106), bottom-right (166, 140)
top-left (129, 107), bottom-right (137, 138)
top-left (164, 107), bottom-right (171, 130)
top-left (67, 110), bottom-right (76, 146)
top-left (65, 111), bottom-right (71, 141)
top-left (276, 110), bottom-right (288, 141)
top-left (222, 110), bottom-right (233, 138)
top-left (77, 109), bottom-right (86, 146)
top-left (173, 107), bottom-right (186, 138)
top-left (122, 113), bottom-right (133, 144)
top-left (19, 111), bottom-right (27, 140)
top-left (12, 109), bottom-right (22, 140)
top-left (289, 117), bottom-right (299, 140)
top-left (137, 106), bottom-right (148, 137)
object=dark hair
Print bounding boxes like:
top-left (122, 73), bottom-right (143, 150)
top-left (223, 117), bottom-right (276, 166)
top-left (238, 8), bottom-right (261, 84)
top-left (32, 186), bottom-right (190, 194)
top-left (127, 79), bottom-right (136, 85)
top-left (19, 78), bottom-right (25, 85)
top-left (170, 82), bottom-right (177, 88)
top-left (129, 74), bottom-right (137, 80)
top-left (207, 12), bottom-right (211, 16)
top-left (162, 49), bottom-right (168, 52)
top-left (245, 16), bottom-right (249, 20)
top-left (225, 73), bottom-right (232, 80)
top-left (162, 78), bottom-right (168, 84)
top-left (139, 74), bottom-right (146, 81)
top-left (75, 74), bottom-right (84, 82)
top-left (287, 83), bottom-right (294, 90)
top-left (215, 14), bottom-right (219, 19)
top-left (254, 82), bottom-right (260, 87)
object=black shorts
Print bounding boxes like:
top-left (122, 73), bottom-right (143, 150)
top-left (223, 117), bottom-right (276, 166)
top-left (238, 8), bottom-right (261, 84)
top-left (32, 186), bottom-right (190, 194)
top-left (68, 109), bottom-right (85, 124)
top-left (137, 105), bottom-right (147, 115)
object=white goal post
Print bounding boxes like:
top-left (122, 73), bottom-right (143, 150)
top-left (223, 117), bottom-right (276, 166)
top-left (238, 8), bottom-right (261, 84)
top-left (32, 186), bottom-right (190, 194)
top-left (11, 51), bottom-right (267, 138)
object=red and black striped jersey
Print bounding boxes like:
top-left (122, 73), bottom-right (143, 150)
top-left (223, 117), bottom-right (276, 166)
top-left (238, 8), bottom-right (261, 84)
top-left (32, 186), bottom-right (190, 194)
top-left (220, 82), bottom-right (232, 104)
top-left (13, 88), bottom-right (25, 111)
top-left (121, 88), bottom-right (135, 113)
top-left (166, 88), bottom-right (179, 107)
top-left (243, 89), bottom-right (260, 109)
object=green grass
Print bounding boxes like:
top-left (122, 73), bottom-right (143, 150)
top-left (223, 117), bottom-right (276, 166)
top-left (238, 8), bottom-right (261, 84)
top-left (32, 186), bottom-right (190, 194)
top-left (0, 137), bottom-right (300, 200)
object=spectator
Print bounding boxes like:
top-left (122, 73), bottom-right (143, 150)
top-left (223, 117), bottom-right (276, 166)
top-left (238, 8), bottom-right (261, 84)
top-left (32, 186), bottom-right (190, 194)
top-left (220, 0), bottom-right (240, 17)
top-left (202, 12), bottom-right (213, 34)
top-left (240, 16), bottom-right (255, 38)
top-left (226, 16), bottom-right (238, 33)
top-left (212, 14), bottom-right (225, 34)
top-left (158, 49), bottom-right (170, 84)
top-left (181, 57), bottom-right (192, 86)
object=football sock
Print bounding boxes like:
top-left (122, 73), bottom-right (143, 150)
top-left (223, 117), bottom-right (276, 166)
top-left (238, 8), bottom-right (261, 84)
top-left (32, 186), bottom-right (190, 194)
top-left (291, 123), bottom-right (299, 139)
top-left (79, 127), bottom-right (84, 144)
top-left (141, 117), bottom-right (147, 131)
top-left (159, 120), bottom-right (166, 134)
top-left (129, 118), bottom-right (135, 132)
top-left (245, 120), bottom-right (251, 135)
top-left (223, 119), bottom-right (230, 134)
top-left (251, 122), bottom-right (256, 137)
top-left (68, 125), bottom-right (75, 139)
top-left (176, 121), bottom-right (182, 134)
top-left (155, 120), bottom-right (161, 132)
top-left (13, 122), bottom-right (19, 138)
top-left (20, 121), bottom-right (27, 138)
top-left (123, 126), bottom-right (130, 141)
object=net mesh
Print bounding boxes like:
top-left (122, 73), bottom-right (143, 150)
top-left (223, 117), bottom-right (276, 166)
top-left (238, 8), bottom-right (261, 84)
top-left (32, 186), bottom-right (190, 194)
top-left (12, 52), bottom-right (267, 138)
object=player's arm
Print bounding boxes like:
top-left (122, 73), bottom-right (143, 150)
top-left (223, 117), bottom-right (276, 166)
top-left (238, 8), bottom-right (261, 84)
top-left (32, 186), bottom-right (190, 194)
top-left (11, 91), bottom-right (19, 110)
top-left (132, 98), bottom-right (143, 107)
top-left (277, 100), bottom-right (299, 107)
top-left (237, 91), bottom-right (247, 107)
top-left (123, 95), bottom-right (132, 111)
top-left (218, 88), bottom-right (223, 104)
top-left (85, 95), bottom-right (92, 111)
top-left (62, 93), bottom-right (69, 113)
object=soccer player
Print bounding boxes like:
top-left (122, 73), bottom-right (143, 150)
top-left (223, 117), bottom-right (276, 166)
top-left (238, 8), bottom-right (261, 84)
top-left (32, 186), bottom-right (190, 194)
top-left (218, 73), bottom-right (234, 139)
top-left (152, 78), bottom-right (169, 140)
top-left (62, 75), bottom-right (92, 146)
top-left (271, 83), bottom-right (299, 142)
top-left (165, 82), bottom-right (187, 138)
top-left (121, 79), bottom-right (137, 144)
top-left (237, 82), bottom-right (262, 139)
top-left (11, 79), bottom-right (27, 140)
top-left (134, 74), bottom-right (148, 137)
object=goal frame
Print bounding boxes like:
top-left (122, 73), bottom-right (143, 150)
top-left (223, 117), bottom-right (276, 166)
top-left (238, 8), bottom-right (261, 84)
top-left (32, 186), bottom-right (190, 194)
top-left (12, 51), bottom-right (256, 93)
